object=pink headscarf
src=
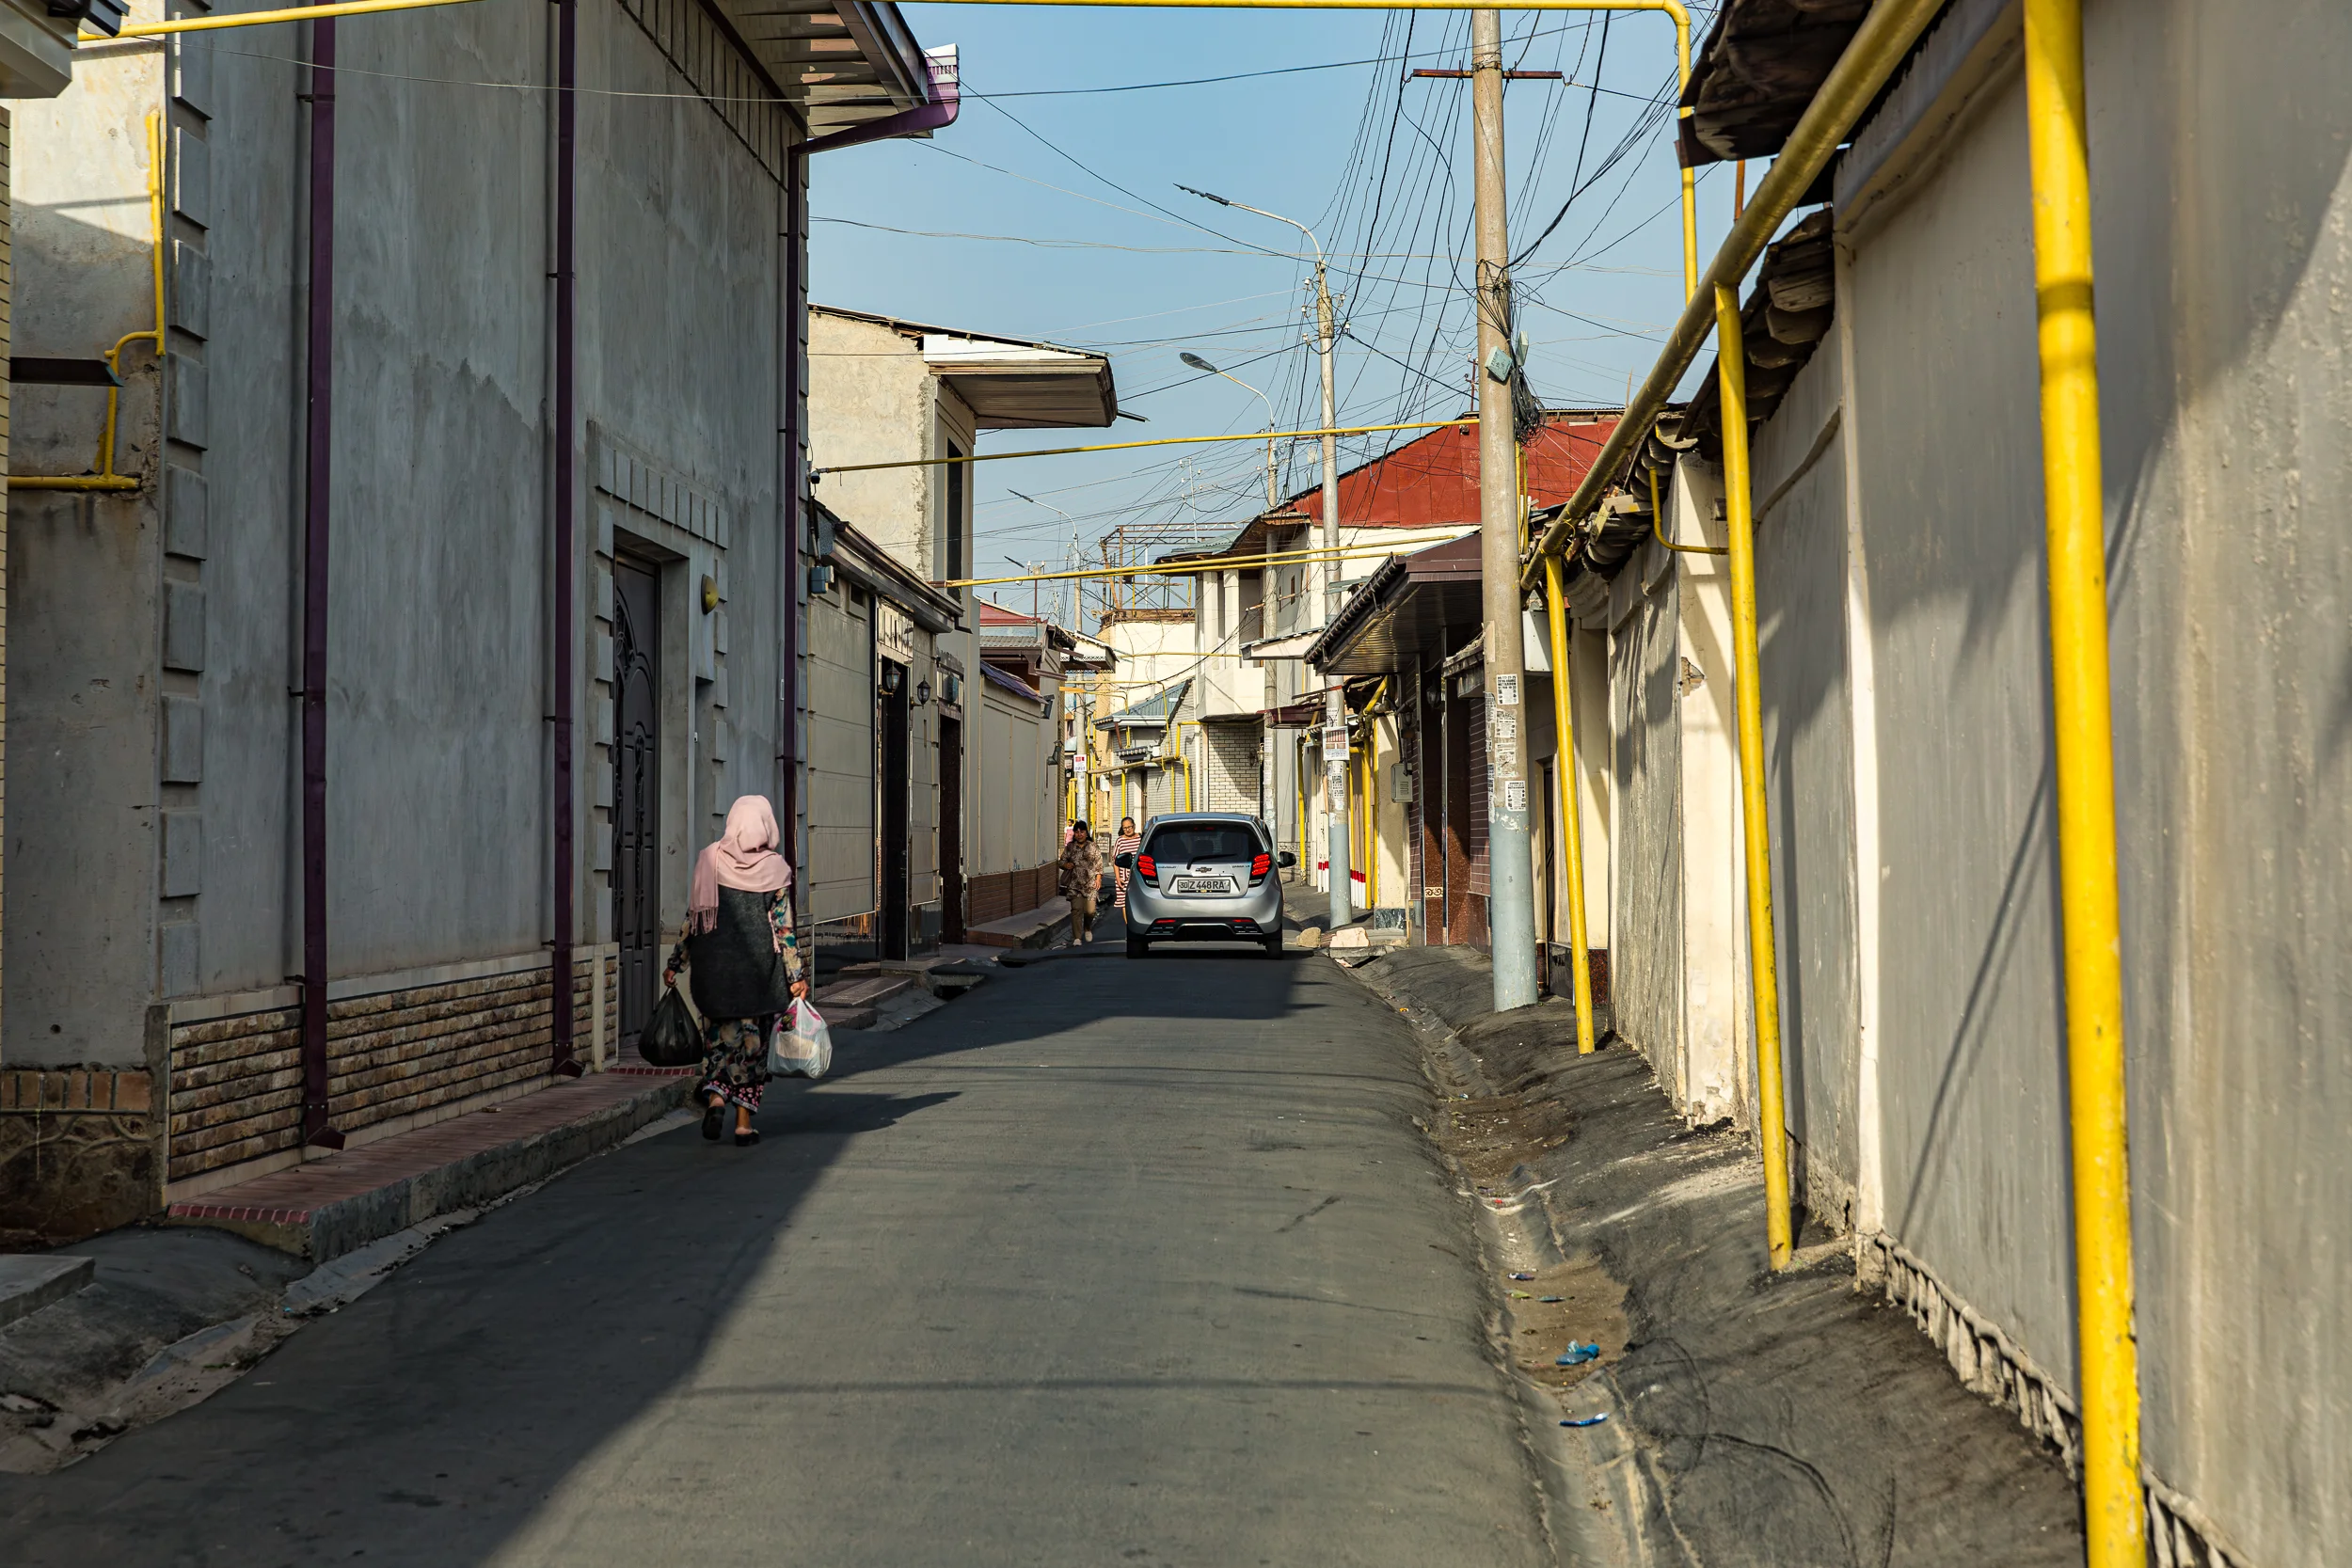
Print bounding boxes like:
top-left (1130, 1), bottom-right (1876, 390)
top-left (688, 795), bottom-right (792, 934)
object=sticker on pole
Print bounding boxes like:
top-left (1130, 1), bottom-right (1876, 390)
top-left (1489, 711), bottom-right (1518, 741)
top-left (1321, 728), bottom-right (1350, 762)
top-left (1494, 673), bottom-right (1520, 705)
top-left (1503, 780), bottom-right (1528, 813)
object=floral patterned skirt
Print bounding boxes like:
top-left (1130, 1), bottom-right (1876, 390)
top-left (701, 1014), bottom-right (779, 1113)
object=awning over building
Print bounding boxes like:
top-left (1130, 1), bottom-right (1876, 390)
top-left (1098, 679), bottom-right (1192, 730)
top-left (721, 0), bottom-right (944, 138)
top-left (1306, 535), bottom-right (1484, 677)
top-left (810, 306), bottom-right (1118, 428)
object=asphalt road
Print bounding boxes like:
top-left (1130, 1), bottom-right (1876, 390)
top-left (0, 922), bottom-right (1557, 1567)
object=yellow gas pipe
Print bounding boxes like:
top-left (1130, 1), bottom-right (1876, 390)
top-left (2024, 0), bottom-right (2143, 1560)
top-left (1714, 282), bottom-right (1794, 1273)
top-left (16, 114), bottom-right (165, 493)
top-left (1542, 554), bottom-right (1597, 1054)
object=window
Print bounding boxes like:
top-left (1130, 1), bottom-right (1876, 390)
top-left (1144, 822), bottom-right (1261, 864)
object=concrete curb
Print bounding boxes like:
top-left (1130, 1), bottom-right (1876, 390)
top-left (0, 1255), bottom-right (95, 1330)
top-left (175, 1075), bottom-right (693, 1262)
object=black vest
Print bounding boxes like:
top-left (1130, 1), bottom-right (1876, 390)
top-left (686, 887), bottom-right (794, 1020)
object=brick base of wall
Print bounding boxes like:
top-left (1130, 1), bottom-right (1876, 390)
top-left (966, 865), bottom-right (1053, 927)
top-left (168, 958), bottom-right (604, 1185)
top-left (0, 1069), bottom-right (160, 1246)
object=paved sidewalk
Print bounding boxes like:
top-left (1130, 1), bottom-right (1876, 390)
top-left (1, 944), bottom-right (1560, 1567)
top-left (1347, 944), bottom-right (2084, 1565)
top-left (168, 1070), bottom-right (691, 1260)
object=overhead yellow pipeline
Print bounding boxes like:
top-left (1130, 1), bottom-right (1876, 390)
top-left (817, 419), bottom-right (1470, 480)
top-left (108, 0), bottom-right (1698, 298)
top-left (1714, 282), bottom-right (1793, 1273)
top-left (2022, 0), bottom-right (2143, 1561)
top-left (17, 115), bottom-right (165, 494)
top-left (1541, 554), bottom-right (1597, 1053)
top-left (942, 536), bottom-right (1459, 591)
top-left (1520, 0), bottom-right (1950, 589)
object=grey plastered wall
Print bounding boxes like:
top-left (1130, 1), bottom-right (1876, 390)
top-left (2074, 1), bottom-right (2350, 1557)
top-left (579, 0), bottom-right (784, 894)
top-left (1748, 344), bottom-right (1860, 1230)
top-left (5, 43), bottom-right (167, 1066)
top-left (1843, 2), bottom-right (2352, 1549)
top-left (1605, 548), bottom-right (1683, 1106)
top-left (8, 0), bottom-right (795, 1055)
top-left (1843, 59), bottom-right (2078, 1404)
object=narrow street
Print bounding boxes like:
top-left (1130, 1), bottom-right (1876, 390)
top-left (0, 926), bottom-right (1559, 1567)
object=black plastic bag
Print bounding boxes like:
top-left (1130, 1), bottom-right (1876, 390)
top-left (639, 985), bottom-right (703, 1068)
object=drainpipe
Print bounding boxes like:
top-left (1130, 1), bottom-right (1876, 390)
top-left (548, 0), bottom-right (583, 1076)
top-left (778, 156), bottom-right (803, 918)
top-left (797, 49), bottom-right (959, 157)
top-left (299, 11), bottom-right (346, 1148)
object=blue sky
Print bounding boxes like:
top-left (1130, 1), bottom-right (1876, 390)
top-left (807, 2), bottom-right (1733, 621)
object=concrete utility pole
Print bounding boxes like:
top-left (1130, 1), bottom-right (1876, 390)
top-left (1472, 9), bottom-right (1539, 1010)
top-left (1313, 255), bottom-right (1349, 927)
top-left (1175, 182), bottom-right (1348, 926)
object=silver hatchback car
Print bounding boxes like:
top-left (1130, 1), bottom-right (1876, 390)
top-left (1115, 812), bottom-right (1295, 958)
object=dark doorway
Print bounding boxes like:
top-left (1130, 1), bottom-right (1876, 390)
top-left (940, 715), bottom-right (964, 942)
top-left (1443, 677), bottom-right (1474, 945)
top-left (879, 660), bottom-right (912, 959)
top-left (612, 559), bottom-right (661, 1046)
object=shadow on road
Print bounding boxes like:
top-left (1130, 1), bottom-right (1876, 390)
top-left (0, 903), bottom-right (1366, 1567)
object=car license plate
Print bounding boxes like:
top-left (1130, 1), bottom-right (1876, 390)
top-left (1172, 877), bottom-right (1233, 895)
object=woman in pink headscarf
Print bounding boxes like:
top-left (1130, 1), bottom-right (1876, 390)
top-left (663, 795), bottom-right (805, 1148)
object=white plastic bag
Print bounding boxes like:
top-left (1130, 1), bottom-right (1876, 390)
top-left (769, 998), bottom-right (832, 1079)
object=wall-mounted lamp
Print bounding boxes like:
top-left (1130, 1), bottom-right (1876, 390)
top-left (914, 679), bottom-right (932, 706)
top-left (700, 575), bottom-right (719, 614)
top-left (880, 662), bottom-right (906, 696)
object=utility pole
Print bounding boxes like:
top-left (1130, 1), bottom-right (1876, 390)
top-left (1472, 9), bottom-right (1539, 1010)
top-left (1174, 182), bottom-right (1348, 927)
top-left (1313, 254), bottom-right (1349, 928)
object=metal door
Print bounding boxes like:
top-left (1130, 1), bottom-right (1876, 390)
top-left (612, 560), bottom-right (661, 1045)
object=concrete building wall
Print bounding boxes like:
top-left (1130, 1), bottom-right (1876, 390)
top-left (3, 0), bottom-right (798, 1212)
top-left (7, 42), bottom-right (167, 1067)
top-left (1606, 545), bottom-right (1685, 1106)
top-left (806, 309), bottom-right (932, 577)
top-left (1829, 3), bottom-right (2352, 1557)
top-left (1843, 55), bottom-right (2079, 1406)
top-left (1748, 344), bottom-right (1861, 1232)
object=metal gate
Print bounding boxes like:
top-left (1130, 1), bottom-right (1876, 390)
top-left (612, 560), bottom-right (661, 1045)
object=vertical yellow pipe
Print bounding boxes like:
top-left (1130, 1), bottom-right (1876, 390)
top-left (1715, 282), bottom-right (1793, 1271)
top-left (2023, 2), bottom-right (2143, 1560)
top-left (1367, 721), bottom-right (1380, 910)
top-left (1543, 553), bottom-right (1597, 1053)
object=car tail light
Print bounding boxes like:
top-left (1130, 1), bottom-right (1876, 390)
top-left (1249, 852), bottom-right (1271, 883)
top-left (1137, 854), bottom-right (1157, 880)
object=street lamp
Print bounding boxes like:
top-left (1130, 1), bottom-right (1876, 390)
top-left (1180, 351), bottom-right (1279, 514)
top-left (1177, 182), bottom-right (1350, 927)
top-left (1007, 488), bottom-right (1086, 628)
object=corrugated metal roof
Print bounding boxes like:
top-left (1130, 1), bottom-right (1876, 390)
top-left (1097, 679), bottom-right (1191, 729)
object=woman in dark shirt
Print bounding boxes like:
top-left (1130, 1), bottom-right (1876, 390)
top-left (665, 795), bottom-right (805, 1148)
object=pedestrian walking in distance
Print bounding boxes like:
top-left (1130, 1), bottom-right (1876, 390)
top-left (1058, 819), bottom-right (1105, 944)
top-left (666, 795), bottom-right (806, 1148)
top-left (1110, 816), bottom-right (1141, 913)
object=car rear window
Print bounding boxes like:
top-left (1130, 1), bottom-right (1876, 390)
top-left (1144, 824), bottom-right (1260, 863)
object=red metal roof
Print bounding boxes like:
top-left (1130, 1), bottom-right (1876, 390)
top-left (1276, 412), bottom-right (1623, 530)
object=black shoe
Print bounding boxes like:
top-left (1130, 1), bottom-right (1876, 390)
top-left (734, 1128), bottom-right (761, 1148)
top-left (702, 1102), bottom-right (724, 1141)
